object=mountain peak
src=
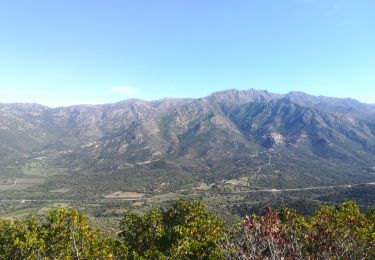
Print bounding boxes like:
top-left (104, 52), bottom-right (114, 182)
top-left (206, 88), bottom-right (280, 104)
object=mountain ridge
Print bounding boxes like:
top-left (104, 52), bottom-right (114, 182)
top-left (1, 88), bottom-right (375, 200)
top-left (2, 88), bottom-right (375, 108)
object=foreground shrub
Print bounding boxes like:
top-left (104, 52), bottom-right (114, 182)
top-left (307, 201), bottom-right (375, 259)
top-left (223, 207), bottom-right (308, 259)
top-left (120, 199), bottom-right (225, 259)
top-left (0, 209), bottom-right (121, 259)
top-left (227, 201), bottom-right (375, 259)
top-left (0, 200), bottom-right (374, 259)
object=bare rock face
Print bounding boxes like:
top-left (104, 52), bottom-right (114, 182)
top-left (1, 89), bottom-right (375, 187)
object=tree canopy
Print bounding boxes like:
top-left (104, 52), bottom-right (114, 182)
top-left (0, 199), bottom-right (374, 259)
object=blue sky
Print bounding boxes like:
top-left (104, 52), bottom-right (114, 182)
top-left (0, 0), bottom-right (374, 106)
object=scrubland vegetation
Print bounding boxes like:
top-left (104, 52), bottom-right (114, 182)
top-left (1, 199), bottom-right (374, 259)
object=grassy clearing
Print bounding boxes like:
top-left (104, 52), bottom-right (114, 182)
top-left (104, 191), bottom-right (145, 199)
top-left (150, 192), bottom-right (180, 203)
top-left (132, 201), bottom-right (145, 206)
top-left (194, 182), bottom-right (214, 190)
top-left (48, 188), bottom-right (72, 193)
top-left (223, 176), bottom-right (249, 186)
top-left (1, 207), bottom-right (40, 218)
top-left (0, 178), bottom-right (44, 191)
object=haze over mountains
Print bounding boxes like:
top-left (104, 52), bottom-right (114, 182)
top-left (1, 89), bottom-right (375, 196)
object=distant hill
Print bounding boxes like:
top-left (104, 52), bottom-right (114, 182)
top-left (1, 89), bottom-right (375, 197)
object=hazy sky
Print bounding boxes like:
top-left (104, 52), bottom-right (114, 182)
top-left (0, 0), bottom-right (374, 107)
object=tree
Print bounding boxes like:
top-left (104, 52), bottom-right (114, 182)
top-left (42, 208), bottom-right (121, 259)
top-left (0, 209), bottom-right (122, 260)
top-left (0, 217), bottom-right (44, 259)
top-left (226, 201), bottom-right (375, 259)
top-left (120, 199), bottom-right (225, 259)
top-left (225, 208), bottom-right (308, 259)
top-left (307, 201), bottom-right (375, 259)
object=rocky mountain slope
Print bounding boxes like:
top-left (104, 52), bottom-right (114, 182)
top-left (1, 89), bottom-right (375, 194)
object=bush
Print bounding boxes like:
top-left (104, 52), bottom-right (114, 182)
top-left (227, 201), bottom-right (375, 259)
top-left (0, 209), bottom-right (121, 259)
top-left (120, 199), bottom-right (225, 259)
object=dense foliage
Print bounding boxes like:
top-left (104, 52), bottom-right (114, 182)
top-left (0, 209), bottom-right (122, 259)
top-left (0, 200), bottom-right (374, 259)
top-left (120, 199), bottom-right (224, 259)
top-left (225, 201), bottom-right (375, 259)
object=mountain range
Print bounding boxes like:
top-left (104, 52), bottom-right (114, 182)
top-left (1, 89), bottom-right (375, 203)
